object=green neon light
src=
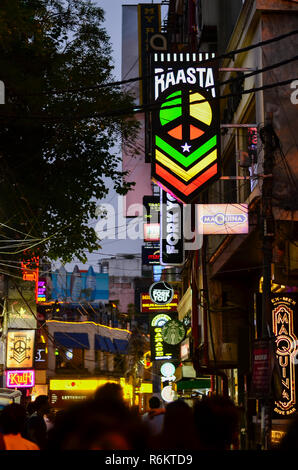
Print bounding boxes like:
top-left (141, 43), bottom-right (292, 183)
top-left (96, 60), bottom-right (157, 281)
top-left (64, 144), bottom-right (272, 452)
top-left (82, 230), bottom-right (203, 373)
top-left (155, 135), bottom-right (217, 168)
top-left (160, 91), bottom-right (182, 125)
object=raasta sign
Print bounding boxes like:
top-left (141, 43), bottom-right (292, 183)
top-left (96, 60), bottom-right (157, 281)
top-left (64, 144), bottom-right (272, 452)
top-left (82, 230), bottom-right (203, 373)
top-left (150, 52), bottom-right (220, 203)
top-left (149, 281), bottom-right (174, 305)
top-left (160, 189), bottom-right (184, 266)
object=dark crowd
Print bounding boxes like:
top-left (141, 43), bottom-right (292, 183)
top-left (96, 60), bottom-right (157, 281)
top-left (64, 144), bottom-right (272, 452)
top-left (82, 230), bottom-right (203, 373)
top-left (0, 384), bottom-right (297, 451)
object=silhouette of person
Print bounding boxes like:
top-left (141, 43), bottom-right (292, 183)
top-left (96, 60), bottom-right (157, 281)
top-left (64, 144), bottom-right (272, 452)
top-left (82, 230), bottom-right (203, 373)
top-left (0, 403), bottom-right (39, 450)
top-left (24, 395), bottom-right (51, 449)
top-left (157, 399), bottom-right (198, 450)
top-left (142, 396), bottom-right (165, 438)
top-left (193, 395), bottom-right (240, 450)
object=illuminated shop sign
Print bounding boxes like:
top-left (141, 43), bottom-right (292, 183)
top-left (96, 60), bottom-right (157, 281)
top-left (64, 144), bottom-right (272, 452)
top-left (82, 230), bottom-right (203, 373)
top-left (162, 319), bottom-right (185, 345)
top-left (6, 330), bottom-right (35, 369)
top-left (160, 189), bottom-right (184, 266)
top-left (150, 313), bottom-right (173, 361)
top-left (142, 245), bottom-right (160, 265)
top-left (141, 292), bottom-right (178, 312)
top-left (143, 195), bottom-right (160, 242)
top-left (6, 370), bottom-right (35, 388)
top-left (247, 127), bottom-right (257, 164)
top-left (272, 295), bottom-right (298, 417)
top-left (150, 52), bottom-right (220, 203)
top-left (34, 342), bottom-right (47, 369)
top-left (149, 281), bottom-right (174, 305)
top-left (143, 223), bottom-right (160, 241)
top-left (37, 278), bottom-right (47, 302)
top-left (21, 252), bottom-right (39, 302)
top-left (197, 204), bottom-right (248, 234)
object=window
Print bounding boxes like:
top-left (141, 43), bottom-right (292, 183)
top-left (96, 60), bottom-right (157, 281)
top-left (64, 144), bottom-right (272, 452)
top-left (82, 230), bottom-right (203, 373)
top-left (55, 347), bottom-right (84, 370)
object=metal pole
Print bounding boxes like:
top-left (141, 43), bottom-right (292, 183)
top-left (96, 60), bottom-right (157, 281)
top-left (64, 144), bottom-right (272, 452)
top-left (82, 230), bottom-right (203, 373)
top-left (260, 112), bottom-right (276, 450)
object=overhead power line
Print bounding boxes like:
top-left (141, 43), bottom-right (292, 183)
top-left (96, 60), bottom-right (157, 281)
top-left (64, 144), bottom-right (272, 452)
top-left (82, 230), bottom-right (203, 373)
top-left (0, 74), bottom-right (297, 123)
top-left (21, 28), bottom-right (298, 96)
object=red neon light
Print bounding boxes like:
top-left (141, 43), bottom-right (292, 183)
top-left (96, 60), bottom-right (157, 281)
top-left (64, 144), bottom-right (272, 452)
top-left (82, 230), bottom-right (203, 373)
top-left (21, 254), bottom-right (40, 302)
top-left (6, 370), bottom-right (35, 388)
top-left (156, 163), bottom-right (218, 196)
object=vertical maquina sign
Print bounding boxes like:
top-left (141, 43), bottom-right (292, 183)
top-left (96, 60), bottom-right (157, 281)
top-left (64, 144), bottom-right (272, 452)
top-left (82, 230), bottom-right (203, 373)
top-left (160, 189), bottom-right (184, 266)
top-left (150, 52), bottom-right (220, 203)
top-left (271, 294), bottom-right (298, 418)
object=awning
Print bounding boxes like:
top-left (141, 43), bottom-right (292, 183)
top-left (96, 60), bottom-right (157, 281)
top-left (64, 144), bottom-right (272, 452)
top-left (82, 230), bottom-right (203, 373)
top-left (104, 337), bottom-right (116, 353)
top-left (114, 338), bottom-right (129, 354)
top-left (176, 378), bottom-right (211, 391)
top-left (94, 334), bottom-right (116, 353)
top-left (94, 334), bottom-right (109, 352)
top-left (54, 332), bottom-right (90, 349)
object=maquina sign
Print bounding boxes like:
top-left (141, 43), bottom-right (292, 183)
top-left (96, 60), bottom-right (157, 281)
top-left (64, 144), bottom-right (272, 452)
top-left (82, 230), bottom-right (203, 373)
top-left (271, 295), bottom-right (298, 417)
top-left (160, 189), bottom-right (184, 266)
top-left (150, 52), bottom-right (220, 203)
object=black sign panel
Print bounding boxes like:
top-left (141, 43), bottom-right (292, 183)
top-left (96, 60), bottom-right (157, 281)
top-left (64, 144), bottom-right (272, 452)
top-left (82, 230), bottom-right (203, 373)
top-left (160, 189), bottom-right (184, 266)
top-left (142, 245), bottom-right (160, 265)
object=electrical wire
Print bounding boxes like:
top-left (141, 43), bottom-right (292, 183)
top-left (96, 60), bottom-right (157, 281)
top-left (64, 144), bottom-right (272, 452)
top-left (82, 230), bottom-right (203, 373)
top-left (21, 28), bottom-right (298, 96)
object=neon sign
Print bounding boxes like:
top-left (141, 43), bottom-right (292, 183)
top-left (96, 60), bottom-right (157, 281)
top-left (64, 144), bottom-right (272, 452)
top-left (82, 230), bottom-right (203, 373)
top-left (37, 278), bottom-right (46, 302)
top-left (6, 370), bottom-right (35, 388)
top-left (150, 52), bottom-right (220, 203)
top-left (272, 295), bottom-right (298, 417)
top-left (21, 252), bottom-right (40, 302)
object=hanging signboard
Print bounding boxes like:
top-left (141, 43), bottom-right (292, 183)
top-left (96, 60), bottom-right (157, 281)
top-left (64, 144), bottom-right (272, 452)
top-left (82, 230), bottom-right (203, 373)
top-left (150, 51), bottom-right (220, 203)
top-left (143, 195), bottom-right (160, 242)
top-left (149, 281), bottom-right (174, 305)
top-left (160, 189), bottom-right (184, 266)
top-left (138, 4), bottom-right (161, 105)
top-left (197, 203), bottom-right (249, 234)
top-left (142, 245), bottom-right (160, 265)
top-left (141, 292), bottom-right (179, 313)
top-left (162, 319), bottom-right (185, 345)
top-left (271, 294), bottom-right (298, 418)
top-left (6, 330), bottom-right (35, 369)
top-left (150, 313), bottom-right (180, 361)
top-left (251, 339), bottom-right (273, 399)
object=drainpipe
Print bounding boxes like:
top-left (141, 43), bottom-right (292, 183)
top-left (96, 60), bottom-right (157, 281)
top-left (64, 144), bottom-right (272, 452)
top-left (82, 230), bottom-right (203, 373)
top-left (192, 240), bottom-right (229, 397)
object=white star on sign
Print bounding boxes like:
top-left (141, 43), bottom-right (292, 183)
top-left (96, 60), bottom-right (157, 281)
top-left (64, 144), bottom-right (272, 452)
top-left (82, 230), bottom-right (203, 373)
top-left (181, 142), bottom-right (191, 152)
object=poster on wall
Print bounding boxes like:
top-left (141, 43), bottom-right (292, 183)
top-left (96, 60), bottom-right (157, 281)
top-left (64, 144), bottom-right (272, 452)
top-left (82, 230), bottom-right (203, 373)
top-left (6, 330), bottom-right (35, 369)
